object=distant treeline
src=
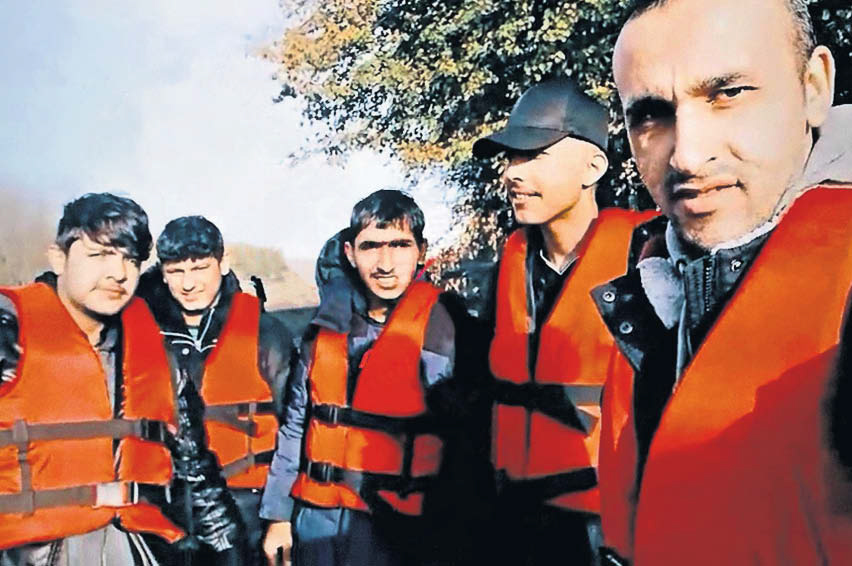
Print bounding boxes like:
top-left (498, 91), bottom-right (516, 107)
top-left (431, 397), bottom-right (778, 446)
top-left (0, 190), bottom-right (53, 286)
top-left (0, 191), bottom-right (317, 308)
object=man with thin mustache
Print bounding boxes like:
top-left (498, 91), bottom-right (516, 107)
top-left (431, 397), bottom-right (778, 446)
top-left (593, 0), bottom-right (852, 563)
top-left (472, 79), bottom-right (654, 565)
top-left (0, 193), bottom-right (185, 565)
top-left (260, 190), bottom-right (478, 566)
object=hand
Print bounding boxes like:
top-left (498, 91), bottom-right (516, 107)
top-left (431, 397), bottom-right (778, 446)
top-left (263, 521), bottom-right (293, 566)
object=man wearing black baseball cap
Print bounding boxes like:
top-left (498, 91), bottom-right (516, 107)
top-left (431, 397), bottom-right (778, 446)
top-left (475, 78), bottom-right (654, 565)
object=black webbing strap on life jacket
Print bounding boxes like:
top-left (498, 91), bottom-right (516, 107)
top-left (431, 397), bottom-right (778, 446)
top-left (305, 404), bottom-right (444, 505)
top-left (310, 403), bottom-right (445, 435)
top-left (0, 480), bottom-right (172, 515)
top-left (220, 449), bottom-right (275, 479)
top-left (204, 401), bottom-right (276, 436)
top-left (301, 460), bottom-right (435, 497)
top-left (495, 467), bottom-right (598, 504)
top-left (493, 381), bottom-right (601, 433)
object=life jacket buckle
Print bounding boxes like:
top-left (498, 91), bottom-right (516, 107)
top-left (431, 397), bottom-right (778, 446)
top-left (11, 419), bottom-right (28, 445)
top-left (306, 461), bottom-right (334, 483)
top-left (316, 404), bottom-right (340, 425)
top-left (94, 481), bottom-right (136, 507)
top-left (136, 418), bottom-right (166, 443)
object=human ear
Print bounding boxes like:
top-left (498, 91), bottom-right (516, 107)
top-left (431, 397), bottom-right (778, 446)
top-left (582, 150), bottom-right (609, 188)
top-left (803, 45), bottom-right (835, 129)
top-left (219, 252), bottom-right (231, 276)
top-left (343, 241), bottom-right (356, 268)
top-left (47, 244), bottom-right (66, 276)
top-left (418, 239), bottom-right (428, 264)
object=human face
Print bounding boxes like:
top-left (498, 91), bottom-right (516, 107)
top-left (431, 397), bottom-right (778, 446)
top-left (344, 219), bottom-right (424, 307)
top-left (614, 0), bottom-right (831, 249)
top-left (51, 233), bottom-right (141, 319)
top-left (162, 256), bottom-right (226, 313)
top-left (502, 135), bottom-right (602, 226)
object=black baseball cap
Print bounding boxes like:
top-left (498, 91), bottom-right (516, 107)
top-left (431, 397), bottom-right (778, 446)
top-left (473, 78), bottom-right (609, 158)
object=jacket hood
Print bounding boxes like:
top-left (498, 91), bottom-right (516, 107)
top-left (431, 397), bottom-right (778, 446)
top-left (312, 229), bottom-right (367, 334)
top-left (34, 271), bottom-right (58, 288)
top-left (797, 104), bottom-right (852, 190)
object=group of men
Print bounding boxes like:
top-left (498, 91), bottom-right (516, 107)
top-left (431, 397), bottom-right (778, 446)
top-left (1, 0), bottom-right (852, 564)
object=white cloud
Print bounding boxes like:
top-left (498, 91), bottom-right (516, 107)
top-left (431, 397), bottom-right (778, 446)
top-left (0, 0), bottom-right (452, 266)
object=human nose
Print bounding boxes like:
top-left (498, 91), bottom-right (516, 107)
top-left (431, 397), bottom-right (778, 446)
top-left (502, 155), bottom-right (530, 184)
top-left (376, 245), bottom-right (393, 271)
top-left (181, 273), bottom-right (197, 291)
top-left (104, 254), bottom-right (128, 282)
top-left (670, 104), bottom-right (717, 176)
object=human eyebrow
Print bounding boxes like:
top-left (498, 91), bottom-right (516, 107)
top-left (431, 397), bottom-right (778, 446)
top-left (358, 241), bottom-right (384, 250)
top-left (624, 95), bottom-right (675, 128)
top-left (687, 72), bottom-right (749, 97)
top-left (87, 246), bottom-right (117, 256)
top-left (389, 239), bottom-right (414, 248)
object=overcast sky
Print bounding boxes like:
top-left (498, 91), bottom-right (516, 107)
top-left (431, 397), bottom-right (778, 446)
top-left (0, 0), bottom-right (452, 264)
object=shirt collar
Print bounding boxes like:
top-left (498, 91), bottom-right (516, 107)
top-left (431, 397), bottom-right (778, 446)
top-left (538, 247), bottom-right (578, 275)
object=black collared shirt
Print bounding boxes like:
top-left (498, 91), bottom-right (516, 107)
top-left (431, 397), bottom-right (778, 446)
top-left (527, 228), bottom-right (577, 373)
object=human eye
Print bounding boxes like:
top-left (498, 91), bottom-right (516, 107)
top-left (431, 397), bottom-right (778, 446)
top-left (390, 240), bottom-right (413, 248)
top-left (626, 98), bottom-right (674, 130)
top-left (709, 86), bottom-right (757, 105)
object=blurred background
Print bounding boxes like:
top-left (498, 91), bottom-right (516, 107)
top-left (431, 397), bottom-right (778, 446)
top-left (2, 0), bottom-right (850, 316)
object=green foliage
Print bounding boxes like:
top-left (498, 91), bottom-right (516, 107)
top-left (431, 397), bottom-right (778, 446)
top-left (265, 0), bottom-right (852, 284)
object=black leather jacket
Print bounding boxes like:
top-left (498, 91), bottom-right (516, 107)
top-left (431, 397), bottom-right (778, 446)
top-left (136, 268), bottom-right (295, 559)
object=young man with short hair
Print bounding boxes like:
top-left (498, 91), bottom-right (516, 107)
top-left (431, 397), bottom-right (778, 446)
top-left (260, 189), bottom-right (477, 566)
top-left (473, 78), bottom-right (654, 566)
top-left (137, 216), bottom-right (294, 565)
top-left (0, 193), bottom-right (184, 566)
top-left (594, 0), bottom-right (852, 563)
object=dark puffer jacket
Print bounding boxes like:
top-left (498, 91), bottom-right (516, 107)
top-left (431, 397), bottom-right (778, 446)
top-left (136, 268), bottom-right (295, 564)
top-left (259, 230), bottom-right (494, 563)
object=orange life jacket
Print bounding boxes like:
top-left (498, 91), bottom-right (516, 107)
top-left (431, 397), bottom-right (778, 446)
top-left (290, 281), bottom-right (444, 516)
top-left (0, 283), bottom-right (183, 550)
top-left (490, 208), bottom-right (655, 513)
top-left (599, 186), bottom-right (852, 564)
top-left (200, 292), bottom-right (278, 489)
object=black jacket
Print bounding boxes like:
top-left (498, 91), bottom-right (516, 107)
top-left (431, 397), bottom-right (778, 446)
top-left (260, 230), bottom-right (493, 560)
top-left (136, 268), bottom-right (295, 558)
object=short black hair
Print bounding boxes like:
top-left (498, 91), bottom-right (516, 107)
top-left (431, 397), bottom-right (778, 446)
top-left (56, 193), bottom-right (152, 262)
top-left (625, 0), bottom-right (815, 74)
top-left (347, 190), bottom-right (426, 246)
top-left (156, 216), bottom-right (225, 263)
